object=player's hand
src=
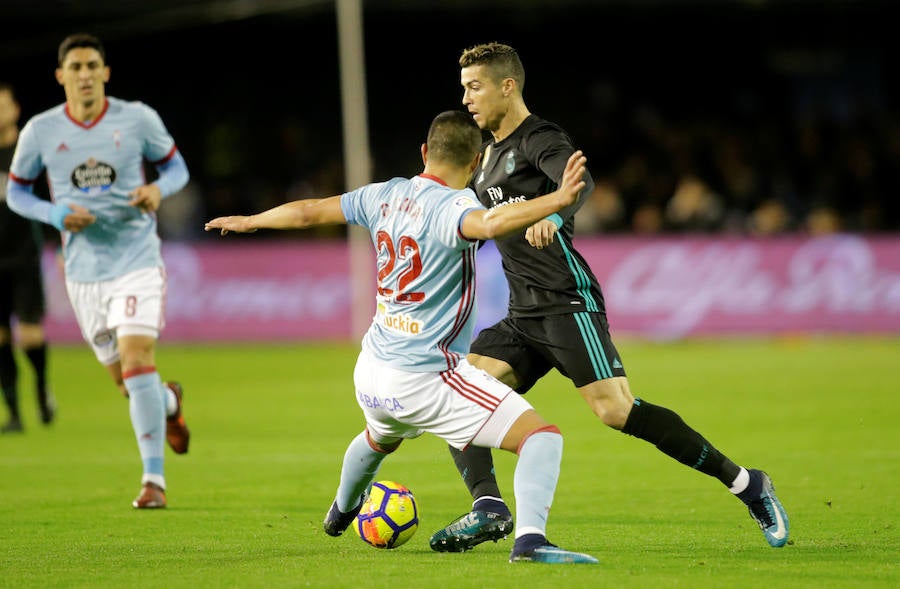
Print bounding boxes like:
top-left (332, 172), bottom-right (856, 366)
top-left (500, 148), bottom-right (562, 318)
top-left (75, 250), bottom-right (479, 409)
top-left (204, 216), bottom-right (257, 235)
top-left (558, 150), bottom-right (587, 207)
top-left (63, 204), bottom-right (96, 232)
top-left (525, 219), bottom-right (558, 249)
top-left (128, 184), bottom-right (163, 212)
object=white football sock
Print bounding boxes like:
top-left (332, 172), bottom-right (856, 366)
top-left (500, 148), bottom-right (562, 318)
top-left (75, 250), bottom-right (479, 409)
top-left (729, 467), bottom-right (750, 494)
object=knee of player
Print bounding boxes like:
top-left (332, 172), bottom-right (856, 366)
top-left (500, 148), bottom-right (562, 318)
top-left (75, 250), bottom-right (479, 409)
top-left (594, 402), bottom-right (630, 429)
top-left (580, 380), bottom-right (632, 429)
top-left (365, 428), bottom-right (402, 454)
top-left (516, 424), bottom-right (562, 454)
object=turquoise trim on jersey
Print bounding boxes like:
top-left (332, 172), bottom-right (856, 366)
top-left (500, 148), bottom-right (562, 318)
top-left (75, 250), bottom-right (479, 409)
top-left (50, 203), bottom-right (75, 231)
top-left (545, 213), bottom-right (563, 228)
top-left (49, 203), bottom-right (72, 230)
top-left (573, 312), bottom-right (612, 379)
top-left (557, 234), bottom-right (600, 312)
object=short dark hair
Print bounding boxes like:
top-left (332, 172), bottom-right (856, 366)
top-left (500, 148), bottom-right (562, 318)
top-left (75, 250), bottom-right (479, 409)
top-left (58, 33), bottom-right (106, 66)
top-left (0, 82), bottom-right (15, 98)
top-left (426, 111), bottom-right (482, 167)
top-left (459, 42), bottom-right (525, 90)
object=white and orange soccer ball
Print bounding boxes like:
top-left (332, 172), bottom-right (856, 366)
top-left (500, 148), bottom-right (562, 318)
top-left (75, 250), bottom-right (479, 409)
top-left (354, 481), bottom-right (419, 549)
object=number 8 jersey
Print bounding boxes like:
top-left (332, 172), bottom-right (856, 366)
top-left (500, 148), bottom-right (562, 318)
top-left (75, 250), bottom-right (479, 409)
top-left (340, 174), bottom-right (484, 372)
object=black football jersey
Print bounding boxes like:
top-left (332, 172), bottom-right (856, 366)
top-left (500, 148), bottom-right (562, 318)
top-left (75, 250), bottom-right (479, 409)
top-left (1, 143), bottom-right (42, 268)
top-left (471, 114), bottom-right (605, 317)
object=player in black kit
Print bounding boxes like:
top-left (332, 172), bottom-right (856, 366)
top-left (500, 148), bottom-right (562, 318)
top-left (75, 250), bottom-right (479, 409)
top-left (0, 82), bottom-right (56, 433)
top-left (428, 43), bottom-right (789, 553)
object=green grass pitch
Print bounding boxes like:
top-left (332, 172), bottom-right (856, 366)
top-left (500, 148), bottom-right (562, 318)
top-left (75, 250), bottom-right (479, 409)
top-left (1, 336), bottom-right (897, 588)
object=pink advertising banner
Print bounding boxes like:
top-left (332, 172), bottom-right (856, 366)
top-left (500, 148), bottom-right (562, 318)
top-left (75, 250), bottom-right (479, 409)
top-left (42, 235), bottom-right (900, 343)
top-left (574, 235), bottom-right (900, 339)
top-left (42, 241), bottom-right (356, 343)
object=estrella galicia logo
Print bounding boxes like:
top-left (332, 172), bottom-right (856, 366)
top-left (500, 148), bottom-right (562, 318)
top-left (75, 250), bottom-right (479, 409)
top-left (71, 157), bottom-right (116, 195)
top-left (504, 151), bottom-right (516, 175)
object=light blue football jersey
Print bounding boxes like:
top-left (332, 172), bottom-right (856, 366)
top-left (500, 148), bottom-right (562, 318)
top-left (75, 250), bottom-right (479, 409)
top-left (9, 97), bottom-right (179, 281)
top-left (341, 174), bottom-right (485, 372)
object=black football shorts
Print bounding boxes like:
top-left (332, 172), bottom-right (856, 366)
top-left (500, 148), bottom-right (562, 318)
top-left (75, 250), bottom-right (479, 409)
top-left (0, 262), bottom-right (46, 326)
top-left (470, 312), bottom-right (626, 394)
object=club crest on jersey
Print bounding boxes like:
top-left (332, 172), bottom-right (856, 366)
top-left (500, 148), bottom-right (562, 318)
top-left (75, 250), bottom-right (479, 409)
top-left (504, 151), bottom-right (516, 174)
top-left (72, 158), bottom-right (116, 195)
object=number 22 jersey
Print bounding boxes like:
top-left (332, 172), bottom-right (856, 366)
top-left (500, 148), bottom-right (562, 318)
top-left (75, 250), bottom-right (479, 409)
top-left (341, 174), bottom-right (484, 372)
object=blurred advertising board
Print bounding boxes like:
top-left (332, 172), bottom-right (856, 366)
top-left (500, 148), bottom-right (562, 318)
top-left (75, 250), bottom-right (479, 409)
top-left (42, 235), bottom-right (900, 343)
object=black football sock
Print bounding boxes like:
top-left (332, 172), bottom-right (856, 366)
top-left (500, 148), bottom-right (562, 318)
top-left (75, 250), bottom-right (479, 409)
top-left (622, 398), bottom-right (740, 487)
top-left (448, 444), bottom-right (507, 508)
top-left (24, 343), bottom-right (49, 403)
top-left (0, 343), bottom-right (20, 420)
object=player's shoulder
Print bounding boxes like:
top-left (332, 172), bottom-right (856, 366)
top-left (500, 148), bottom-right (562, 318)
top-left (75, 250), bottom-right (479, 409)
top-left (106, 96), bottom-right (157, 116)
top-left (349, 176), bottom-right (406, 200)
top-left (376, 176), bottom-right (410, 194)
top-left (521, 114), bottom-right (568, 139)
top-left (25, 103), bottom-right (67, 129)
top-left (520, 114), bottom-right (575, 153)
top-left (449, 187), bottom-right (481, 210)
top-left (423, 183), bottom-right (481, 216)
top-left (386, 176), bottom-right (410, 187)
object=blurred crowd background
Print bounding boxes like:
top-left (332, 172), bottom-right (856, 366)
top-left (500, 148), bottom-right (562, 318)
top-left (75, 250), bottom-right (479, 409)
top-left (2, 0), bottom-right (897, 240)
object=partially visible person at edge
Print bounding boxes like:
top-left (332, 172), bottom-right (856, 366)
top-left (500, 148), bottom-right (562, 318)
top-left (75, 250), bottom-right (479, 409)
top-left (205, 110), bottom-right (599, 564)
top-left (0, 82), bottom-right (56, 434)
top-left (427, 42), bottom-right (789, 553)
top-left (5, 33), bottom-right (191, 508)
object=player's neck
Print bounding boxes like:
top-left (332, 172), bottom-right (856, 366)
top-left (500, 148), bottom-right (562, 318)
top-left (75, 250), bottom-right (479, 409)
top-left (66, 97), bottom-right (106, 124)
top-left (492, 102), bottom-right (530, 143)
top-left (421, 164), bottom-right (469, 189)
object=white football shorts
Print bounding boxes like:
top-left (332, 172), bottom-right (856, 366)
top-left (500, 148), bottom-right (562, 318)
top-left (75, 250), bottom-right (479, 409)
top-left (353, 348), bottom-right (534, 450)
top-left (66, 266), bottom-right (167, 365)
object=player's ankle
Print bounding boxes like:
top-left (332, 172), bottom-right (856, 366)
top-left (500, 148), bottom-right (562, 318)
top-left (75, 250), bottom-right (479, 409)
top-left (473, 496), bottom-right (510, 516)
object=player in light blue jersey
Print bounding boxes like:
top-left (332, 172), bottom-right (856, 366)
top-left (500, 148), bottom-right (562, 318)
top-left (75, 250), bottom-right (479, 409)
top-left (5, 33), bottom-right (192, 509)
top-left (205, 111), bottom-right (598, 564)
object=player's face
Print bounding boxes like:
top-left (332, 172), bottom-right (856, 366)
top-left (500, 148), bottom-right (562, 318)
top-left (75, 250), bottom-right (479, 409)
top-left (0, 89), bottom-right (20, 132)
top-left (461, 65), bottom-right (506, 132)
top-left (56, 48), bottom-right (110, 107)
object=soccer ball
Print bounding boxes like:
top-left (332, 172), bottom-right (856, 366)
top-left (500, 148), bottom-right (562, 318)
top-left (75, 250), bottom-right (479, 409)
top-left (354, 481), bottom-right (419, 549)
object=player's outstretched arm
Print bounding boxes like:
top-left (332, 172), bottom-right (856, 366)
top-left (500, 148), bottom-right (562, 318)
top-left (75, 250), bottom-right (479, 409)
top-left (205, 195), bottom-right (345, 235)
top-left (461, 150), bottom-right (586, 241)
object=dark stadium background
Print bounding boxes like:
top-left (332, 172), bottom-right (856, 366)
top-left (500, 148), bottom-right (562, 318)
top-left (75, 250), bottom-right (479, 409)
top-left (1, 0), bottom-right (897, 236)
